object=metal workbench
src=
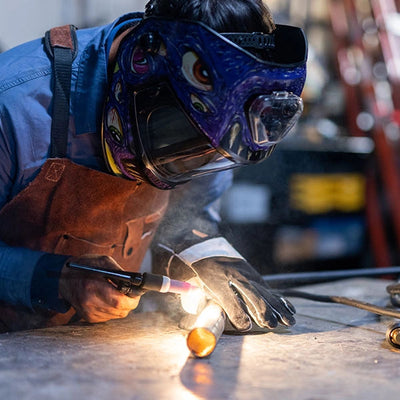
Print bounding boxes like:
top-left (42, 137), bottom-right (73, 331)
top-left (1, 278), bottom-right (399, 400)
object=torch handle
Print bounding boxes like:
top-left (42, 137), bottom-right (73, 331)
top-left (66, 262), bottom-right (196, 295)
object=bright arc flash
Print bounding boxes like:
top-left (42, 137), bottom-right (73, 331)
top-left (180, 281), bottom-right (206, 315)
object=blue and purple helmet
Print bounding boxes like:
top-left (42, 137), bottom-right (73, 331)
top-left (102, 16), bottom-right (308, 189)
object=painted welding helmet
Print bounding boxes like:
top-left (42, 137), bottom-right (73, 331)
top-left (102, 16), bottom-right (308, 189)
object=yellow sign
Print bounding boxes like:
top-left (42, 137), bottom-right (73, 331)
top-left (290, 173), bottom-right (366, 214)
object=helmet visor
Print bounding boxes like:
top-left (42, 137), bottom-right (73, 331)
top-left (133, 83), bottom-right (236, 185)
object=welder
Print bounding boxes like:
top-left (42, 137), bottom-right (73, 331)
top-left (0, 0), bottom-right (307, 332)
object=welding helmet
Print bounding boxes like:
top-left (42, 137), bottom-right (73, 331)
top-left (102, 16), bottom-right (308, 189)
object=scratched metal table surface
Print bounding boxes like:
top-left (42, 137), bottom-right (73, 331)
top-left (1, 278), bottom-right (400, 400)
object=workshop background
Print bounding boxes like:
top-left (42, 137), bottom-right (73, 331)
top-left (1, 0), bottom-right (399, 276)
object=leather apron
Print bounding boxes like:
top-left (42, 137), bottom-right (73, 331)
top-left (0, 158), bottom-right (169, 331)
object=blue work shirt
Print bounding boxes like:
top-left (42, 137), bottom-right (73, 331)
top-left (0, 12), bottom-right (232, 312)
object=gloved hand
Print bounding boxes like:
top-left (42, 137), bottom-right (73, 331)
top-left (168, 255), bottom-right (296, 331)
top-left (59, 255), bottom-right (141, 323)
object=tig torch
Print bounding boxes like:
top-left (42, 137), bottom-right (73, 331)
top-left (67, 262), bottom-right (198, 296)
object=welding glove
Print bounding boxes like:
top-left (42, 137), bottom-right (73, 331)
top-left (166, 252), bottom-right (296, 332)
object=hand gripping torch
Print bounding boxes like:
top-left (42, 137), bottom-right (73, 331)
top-left (67, 262), bottom-right (198, 296)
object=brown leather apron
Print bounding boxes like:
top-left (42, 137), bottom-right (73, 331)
top-left (0, 158), bottom-right (169, 331)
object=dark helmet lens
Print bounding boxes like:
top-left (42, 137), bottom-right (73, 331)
top-left (133, 83), bottom-right (235, 184)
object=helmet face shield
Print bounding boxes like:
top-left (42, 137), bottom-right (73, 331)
top-left (134, 83), bottom-right (236, 185)
top-left (102, 16), bottom-right (308, 189)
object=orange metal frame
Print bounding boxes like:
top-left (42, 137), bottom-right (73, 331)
top-left (329, 0), bottom-right (400, 266)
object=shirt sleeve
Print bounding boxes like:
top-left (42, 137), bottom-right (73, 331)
top-left (0, 242), bottom-right (43, 308)
top-left (0, 242), bottom-right (66, 311)
top-left (30, 253), bottom-right (70, 312)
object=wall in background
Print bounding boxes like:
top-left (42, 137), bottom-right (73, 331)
top-left (0, 0), bottom-right (147, 51)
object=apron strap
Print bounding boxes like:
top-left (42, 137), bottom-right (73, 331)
top-left (44, 25), bottom-right (78, 158)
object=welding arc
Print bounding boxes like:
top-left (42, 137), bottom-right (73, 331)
top-left (280, 289), bottom-right (400, 319)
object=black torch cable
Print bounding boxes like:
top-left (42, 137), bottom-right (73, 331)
top-left (279, 289), bottom-right (400, 319)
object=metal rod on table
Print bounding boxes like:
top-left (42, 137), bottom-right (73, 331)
top-left (263, 266), bottom-right (400, 288)
top-left (186, 300), bottom-right (226, 358)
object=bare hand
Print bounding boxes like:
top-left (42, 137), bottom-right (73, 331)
top-left (59, 255), bottom-right (140, 323)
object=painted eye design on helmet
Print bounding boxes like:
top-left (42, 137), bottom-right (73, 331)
top-left (131, 46), bottom-right (150, 74)
top-left (190, 93), bottom-right (210, 113)
top-left (181, 51), bottom-right (212, 91)
top-left (114, 81), bottom-right (122, 102)
top-left (107, 108), bottom-right (124, 145)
